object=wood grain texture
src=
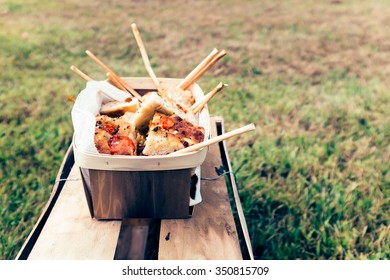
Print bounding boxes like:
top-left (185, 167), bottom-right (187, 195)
top-left (114, 219), bottom-right (149, 260)
top-left (158, 119), bottom-right (243, 260)
top-left (28, 166), bottom-right (121, 260)
top-left (86, 169), bottom-right (192, 219)
top-left (16, 145), bottom-right (75, 260)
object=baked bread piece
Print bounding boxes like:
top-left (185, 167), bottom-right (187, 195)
top-left (94, 113), bottom-right (136, 155)
top-left (99, 99), bottom-right (139, 117)
top-left (142, 112), bottom-right (205, 156)
top-left (133, 91), bottom-right (197, 134)
top-left (167, 87), bottom-right (195, 109)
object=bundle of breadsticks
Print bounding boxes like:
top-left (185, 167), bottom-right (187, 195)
top-left (71, 23), bottom-right (255, 156)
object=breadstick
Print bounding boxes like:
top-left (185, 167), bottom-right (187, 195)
top-left (191, 82), bottom-right (227, 114)
top-left (106, 72), bottom-right (127, 91)
top-left (85, 50), bottom-right (143, 101)
top-left (70, 65), bottom-right (93, 81)
top-left (176, 48), bottom-right (219, 90)
top-left (131, 23), bottom-right (162, 91)
top-left (182, 49), bottom-right (226, 90)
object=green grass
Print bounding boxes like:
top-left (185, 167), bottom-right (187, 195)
top-left (1, 0), bottom-right (389, 259)
top-left (210, 75), bottom-right (390, 259)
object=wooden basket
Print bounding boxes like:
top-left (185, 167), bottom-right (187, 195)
top-left (73, 78), bottom-right (210, 219)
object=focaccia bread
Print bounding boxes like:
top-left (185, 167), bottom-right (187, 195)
top-left (133, 91), bottom-right (197, 134)
top-left (94, 112), bottom-right (137, 155)
top-left (99, 99), bottom-right (139, 117)
top-left (167, 87), bottom-right (195, 108)
top-left (142, 112), bottom-right (205, 156)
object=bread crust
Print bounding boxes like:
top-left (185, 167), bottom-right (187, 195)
top-left (142, 113), bottom-right (205, 156)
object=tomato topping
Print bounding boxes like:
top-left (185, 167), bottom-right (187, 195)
top-left (98, 122), bottom-right (117, 134)
top-left (108, 135), bottom-right (135, 155)
top-left (161, 115), bottom-right (175, 129)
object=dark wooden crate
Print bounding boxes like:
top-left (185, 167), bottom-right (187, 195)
top-left (81, 168), bottom-right (193, 219)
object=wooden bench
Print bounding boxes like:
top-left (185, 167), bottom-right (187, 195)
top-left (16, 117), bottom-right (254, 260)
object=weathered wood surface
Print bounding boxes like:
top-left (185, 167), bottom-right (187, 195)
top-left (158, 120), bottom-right (243, 260)
top-left (16, 145), bottom-right (75, 260)
top-left (114, 219), bottom-right (158, 260)
top-left (216, 116), bottom-right (254, 260)
top-left (27, 166), bottom-right (121, 260)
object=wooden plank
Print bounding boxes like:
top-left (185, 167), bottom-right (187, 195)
top-left (16, 145), bottom-right (75, 259)
top-left (114, 219), bottom-right (158, 260)
top-left (27, 166), bottom-right (121, 260)
top-left (215, 117), bottom-right (254, 260)
top-left (158, 118), bottom-right (243, 260)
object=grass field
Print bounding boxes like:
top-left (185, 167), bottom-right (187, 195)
top-left (0, 0), bottom-right (389, 259)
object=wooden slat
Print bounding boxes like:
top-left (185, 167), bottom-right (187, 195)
top-left (27, 166), bottom-right (121, 260)
top-left (158, 119), bottom-right (243, 260)
top-left (16, 145), bottom-right (75, 260)
top-left (215, 117), bottom-right (254, 260)
top-left (114, 219), bottom-right (158, 260)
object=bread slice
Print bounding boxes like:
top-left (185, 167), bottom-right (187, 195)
top-left (167, 87), bottom-right (195, 108)
top-left (142, 112), bottom-right (205, 156)
top-left (94, 113), bottom-right (137, 155)
top-left (133, 91), bottom-right (197, 133)
top-left (100, 99), bottom-right (139, 117)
